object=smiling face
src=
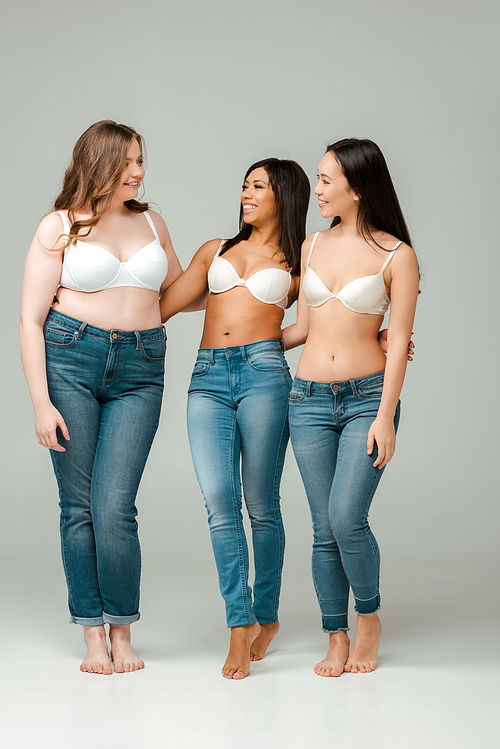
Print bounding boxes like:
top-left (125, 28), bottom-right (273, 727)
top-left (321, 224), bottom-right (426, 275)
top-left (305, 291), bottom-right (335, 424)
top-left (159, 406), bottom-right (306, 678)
top-left (113, 137), bottom-right (145, 203)
top-left (241, 167), bottom-right (277, 227)
top-left (314, 152), bottom-right (359, 220)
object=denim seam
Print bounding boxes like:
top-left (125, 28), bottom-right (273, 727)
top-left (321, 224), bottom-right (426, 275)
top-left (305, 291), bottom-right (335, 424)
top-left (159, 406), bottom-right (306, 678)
top-left (363, 470), bottom-right (383, 573)
top-left (104, 343), bottom-right (123, 385)
top-left (229, 413), bottom-right (251, 624)
top-left (269, 404), bottom-right (288, 622)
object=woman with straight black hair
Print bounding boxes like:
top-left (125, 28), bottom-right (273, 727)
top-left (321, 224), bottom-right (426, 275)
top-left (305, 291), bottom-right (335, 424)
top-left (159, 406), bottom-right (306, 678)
top-left (284, 138), bottom-right (419, 676)
top-left (160, 158), bottom-right (309, 679)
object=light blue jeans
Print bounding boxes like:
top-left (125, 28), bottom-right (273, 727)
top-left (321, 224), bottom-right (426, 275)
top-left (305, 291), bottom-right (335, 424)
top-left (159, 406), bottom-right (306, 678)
top-left (44, 310), bottom-right (165, 625)
top-left (187, 340), bottom-right (292, 628)
top-left (289, 372), bottom-right (400, 632)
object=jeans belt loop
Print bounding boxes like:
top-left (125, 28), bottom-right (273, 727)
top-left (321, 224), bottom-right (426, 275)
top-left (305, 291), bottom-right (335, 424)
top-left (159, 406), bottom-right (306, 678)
top-left (280, 339), bottom-right (286, 352)
top-left (134, 330), bottom-right (141, 350)
top-left (241, 345), bottom-right (247, 362)
top-left (76, 321), bottom-right (87, 340)
top-left (350, 379), bottom-right (357, 395)
top-left (306, 380), bottom-right (312, 398)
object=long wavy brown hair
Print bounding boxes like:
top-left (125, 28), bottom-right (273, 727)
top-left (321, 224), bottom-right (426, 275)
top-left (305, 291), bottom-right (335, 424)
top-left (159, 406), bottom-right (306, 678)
top-left (53, 120), bottom-right (148, 248)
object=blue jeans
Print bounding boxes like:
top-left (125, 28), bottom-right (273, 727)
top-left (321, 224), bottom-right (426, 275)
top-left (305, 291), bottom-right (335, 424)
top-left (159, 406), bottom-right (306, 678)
top-left (44, 310), bottom-right (165, 626)
top-left (187, 340), bottom-right (292, 628)
top-left (289, 372), bottom-right (400, 632)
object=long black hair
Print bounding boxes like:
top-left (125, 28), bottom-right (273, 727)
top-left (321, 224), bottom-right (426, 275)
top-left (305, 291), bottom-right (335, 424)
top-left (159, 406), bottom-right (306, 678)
top-left (221, 158), bottom-right (310, 275)
top-left (326, 139), bottom-right (412, 249)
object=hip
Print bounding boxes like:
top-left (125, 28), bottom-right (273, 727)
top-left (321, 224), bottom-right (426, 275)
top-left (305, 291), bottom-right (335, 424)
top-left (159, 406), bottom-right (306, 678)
top-left (289, 371), bottom-right (400, 427)
top-left (188, 339), bottom-right (292, 399)
top-left (44, 309), bottom-right (166, 389)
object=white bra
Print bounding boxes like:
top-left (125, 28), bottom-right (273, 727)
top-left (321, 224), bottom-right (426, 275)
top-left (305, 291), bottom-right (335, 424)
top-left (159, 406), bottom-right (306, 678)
top-left (303, 232), bottom-right (401, 315)
top-left (58, 211), bottom-right (168, 293)
top-left (207, 241), bottom-right (291, 310)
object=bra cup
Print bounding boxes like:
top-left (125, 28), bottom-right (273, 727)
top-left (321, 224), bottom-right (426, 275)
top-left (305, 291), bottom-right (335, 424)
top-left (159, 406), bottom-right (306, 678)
top-left (339, 275), bottom-right (387, 314)
top-left (61, 244), bottom-right (120, 292)
top-left (208, 257), bottom-right (290, 305)
top-left (207, 257), bottom-right (241, 293)
top-left (246, 268), bottom-right (291, 304)
top-left (60, 240), bottom-right (167, 292)
top-left (125, 243), bottom-right (168, 288)
top-left (303, 266), bottom-right (390, 314)
top-left (302, 267), bottom-right (327, 307)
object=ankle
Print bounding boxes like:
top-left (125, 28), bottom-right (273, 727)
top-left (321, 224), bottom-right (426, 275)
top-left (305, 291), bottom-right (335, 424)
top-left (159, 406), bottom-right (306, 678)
top-left (356, 612), bottom-right (381, 629)
top-left (83, 625), bottom-right (106, 640)
top-left (109, 624), bottom-right (131, 641)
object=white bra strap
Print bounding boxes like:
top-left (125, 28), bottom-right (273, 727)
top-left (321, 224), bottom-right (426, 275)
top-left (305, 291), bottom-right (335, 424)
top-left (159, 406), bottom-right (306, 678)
top-left (216, 239), bottom-right (226, 256)
top-left (380, 249), bottom-right (397, 273)
top-left (144, 211), bottom-right (160, 241)
top-left (57, 210), bottom-right (71, 235)
top-left (307, 232), bottom-right (321, 265)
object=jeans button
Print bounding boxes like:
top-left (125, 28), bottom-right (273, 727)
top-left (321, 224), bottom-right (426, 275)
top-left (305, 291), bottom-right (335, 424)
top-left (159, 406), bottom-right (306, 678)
top-left (333, 384), bottom-right (339, 391)
top-left (227, 350), bottom-right (233, 356)
top-left (112, 333), bottom-right (118, 339)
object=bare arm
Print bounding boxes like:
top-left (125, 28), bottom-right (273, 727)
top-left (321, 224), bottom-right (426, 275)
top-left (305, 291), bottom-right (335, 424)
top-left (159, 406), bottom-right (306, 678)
top-left (160, 240), bottom-right (219, 322)
top-left (148, 210), bottom-right (208, 313)
top-left (19, 213), bottom-right (70, 451)
top-left (378, 328), bottom-right (415, 361)
top-left (368, 245), bottom-right (420, 467)
top-left (282, 236), bottom-right (312, 349)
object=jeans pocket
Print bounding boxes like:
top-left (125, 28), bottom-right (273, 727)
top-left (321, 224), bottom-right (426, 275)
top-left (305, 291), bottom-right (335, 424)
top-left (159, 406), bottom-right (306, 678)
top-left (139, 338), bottom-right (166, 361)
top-left (247, 350), bottom-right (284, 372)
top-left (44, 324), bottom-right (77, 347)
top-left (288, 386), bottom-right (306, 403)
top-left (191, 361), bottom-right (210, 377)
top-left (356, 380), bottom-right (384, 399)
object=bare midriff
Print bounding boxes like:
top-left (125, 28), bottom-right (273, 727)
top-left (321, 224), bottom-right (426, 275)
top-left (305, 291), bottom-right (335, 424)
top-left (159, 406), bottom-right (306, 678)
top-left (297, 299), bottom-right (386, 383)
top-left (199, 288), bottom-right (285, 349)
top-left (53, 286), bottom-right (162, 331)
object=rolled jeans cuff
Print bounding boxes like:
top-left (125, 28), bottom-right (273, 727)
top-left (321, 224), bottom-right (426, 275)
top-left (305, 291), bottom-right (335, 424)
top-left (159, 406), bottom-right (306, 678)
top-left (354, 594), bottom-right (380, 616)
top-left (70, 612), bottom-right (140, 626)
top-left (321, 613), bottom-right (348, 632)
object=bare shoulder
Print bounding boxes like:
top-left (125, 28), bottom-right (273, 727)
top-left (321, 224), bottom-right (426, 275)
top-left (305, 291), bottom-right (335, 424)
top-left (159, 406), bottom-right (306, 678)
top-left (302, 230), bottom-right (322, 253)
top-left (146, 209), bottom-right (170, 241)
top-left (35, 211), bottom-right (66, 252)
top-left (146, 208), bottom-right (165, 227)
top-left (199, 238), bottom-right (224, 260)
top-left (391, 241), bottom-right (418, 268)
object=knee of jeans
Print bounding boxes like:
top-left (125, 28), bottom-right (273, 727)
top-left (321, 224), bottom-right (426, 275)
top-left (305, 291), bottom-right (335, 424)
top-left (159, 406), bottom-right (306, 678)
top-left (330, 512), bottom-right (366, 546)
top-left (59, 492), bottom-right (92, 516)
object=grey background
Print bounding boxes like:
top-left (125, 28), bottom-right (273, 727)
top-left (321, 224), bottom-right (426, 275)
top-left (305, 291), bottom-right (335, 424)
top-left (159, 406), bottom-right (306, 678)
top-left (1, 1), bottom-right (499, 746)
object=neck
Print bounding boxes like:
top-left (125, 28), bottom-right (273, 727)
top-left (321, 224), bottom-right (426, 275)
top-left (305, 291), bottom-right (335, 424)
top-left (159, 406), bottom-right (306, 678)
top-left (107, 198), bottom-right (132, 216)
top-left (334, 206), bottom-right (360, 237)
top-left (248, 222), bottom-right (280, 248)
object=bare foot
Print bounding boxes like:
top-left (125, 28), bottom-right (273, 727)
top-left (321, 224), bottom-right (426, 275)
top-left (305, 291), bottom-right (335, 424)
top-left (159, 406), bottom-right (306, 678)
top-left (222, 622), bottom-right (261, 680)
top-left (344, 613), bottom-right (382, 673)
top-left (250, 620), bottom-right (280, 661)
top-left (109, 624), bottom-right (144, 673)
top-left (314, 630), bottom-right (350, 677)
top-left (80, 625), bottom-right (112, 675)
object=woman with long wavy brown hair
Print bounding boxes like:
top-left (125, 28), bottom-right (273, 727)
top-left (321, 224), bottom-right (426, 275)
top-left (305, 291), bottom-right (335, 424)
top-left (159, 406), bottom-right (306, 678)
top-left (20, 120), bottom-right (184, 674)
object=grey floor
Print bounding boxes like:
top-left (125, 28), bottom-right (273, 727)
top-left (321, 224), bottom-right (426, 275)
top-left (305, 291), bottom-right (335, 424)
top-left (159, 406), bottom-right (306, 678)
top-left (2, 552), bottom-right (497, 749)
